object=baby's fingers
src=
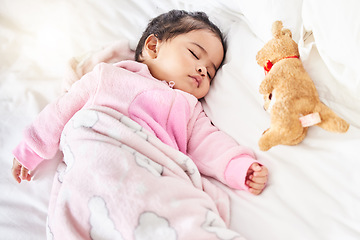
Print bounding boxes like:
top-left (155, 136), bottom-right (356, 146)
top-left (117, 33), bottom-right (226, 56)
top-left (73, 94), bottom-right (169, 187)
top-left (250, 163), bottom-right (262, 172)
top-left (246, 179), bottom-right (266, 191)
top-left (254, 166), bottom-right (268, 176)
top-left (247, 174), bottom-right (267, 195)
top-left (12, 169), bottom-right (22, 184)
top-left (20, 166), bottom-right (31, 181)
top-left (12, 158), bottom-right (31, 183)
top-left (247, 180), bottom-right (266, 195)
top-left (250, 174), bottom-right (268, 184)
top-left (12, 158), bottom-right (22, 183)
top-left (249, 188), bottom-right (263, 195)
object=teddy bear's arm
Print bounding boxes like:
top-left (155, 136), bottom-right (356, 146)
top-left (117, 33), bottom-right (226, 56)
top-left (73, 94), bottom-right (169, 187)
top-left (259, 72), bottom-right (276, 94)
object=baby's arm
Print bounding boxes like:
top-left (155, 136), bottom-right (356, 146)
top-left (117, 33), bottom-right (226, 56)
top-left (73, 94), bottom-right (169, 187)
top-left (12, 64), bottom-right (101, 172)
top-left (187, 105), bottom-right (268, 194)
top-left (245, 163), bottom-right (268, 195)
top-left (12, 158), bottom-right (31, 183)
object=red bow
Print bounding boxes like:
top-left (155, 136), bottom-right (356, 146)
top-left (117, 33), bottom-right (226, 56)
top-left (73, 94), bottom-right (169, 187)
top-left (264, 56), bottom-right (299, 74)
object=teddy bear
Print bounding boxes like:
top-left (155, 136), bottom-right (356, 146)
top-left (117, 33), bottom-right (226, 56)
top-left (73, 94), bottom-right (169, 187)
top-left (255, 21), bottom-right (349, 151)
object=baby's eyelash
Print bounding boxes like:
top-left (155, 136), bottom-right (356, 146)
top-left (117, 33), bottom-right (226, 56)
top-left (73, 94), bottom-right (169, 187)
top-left (189, 49), bottom-right (212, 79)
top-left (189, 49), bottom-right (199, 60)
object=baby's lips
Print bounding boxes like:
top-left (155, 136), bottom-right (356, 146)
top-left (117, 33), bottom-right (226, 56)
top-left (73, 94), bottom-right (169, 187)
top-left (190, 75), bottom-right (202, 87)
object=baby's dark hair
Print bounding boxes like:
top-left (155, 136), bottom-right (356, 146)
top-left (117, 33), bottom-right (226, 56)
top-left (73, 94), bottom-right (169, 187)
top-left (135, 10), bottom-right (225, 61)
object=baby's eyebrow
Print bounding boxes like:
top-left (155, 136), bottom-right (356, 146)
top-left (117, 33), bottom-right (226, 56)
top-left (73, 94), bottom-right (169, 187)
top-left (190, 42), bottom-right (217, 71)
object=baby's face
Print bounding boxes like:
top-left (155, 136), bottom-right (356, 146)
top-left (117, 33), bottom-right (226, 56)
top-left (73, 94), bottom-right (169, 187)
top-left (145, 30), bottom-right (224, 99)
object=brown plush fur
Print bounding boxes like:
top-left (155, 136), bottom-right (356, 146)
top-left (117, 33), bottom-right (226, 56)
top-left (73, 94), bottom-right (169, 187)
top-left (256, 21), bottom-right (349, 151)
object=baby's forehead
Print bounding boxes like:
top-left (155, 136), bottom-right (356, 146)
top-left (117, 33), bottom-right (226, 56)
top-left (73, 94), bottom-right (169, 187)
top-left (170, 30), bottom-right (222, 45)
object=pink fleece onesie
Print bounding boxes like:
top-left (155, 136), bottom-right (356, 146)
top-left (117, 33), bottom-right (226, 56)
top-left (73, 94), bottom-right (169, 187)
top-left (13, 60), bottom-right (258, 192)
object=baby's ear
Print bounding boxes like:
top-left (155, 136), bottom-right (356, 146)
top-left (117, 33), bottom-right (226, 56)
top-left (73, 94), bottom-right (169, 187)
top-left (144, 34), bottom-right (160, 59)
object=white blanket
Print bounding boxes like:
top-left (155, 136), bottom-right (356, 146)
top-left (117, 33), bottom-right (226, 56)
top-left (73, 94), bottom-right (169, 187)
top-left (1, 0), bottom-right (359, 239)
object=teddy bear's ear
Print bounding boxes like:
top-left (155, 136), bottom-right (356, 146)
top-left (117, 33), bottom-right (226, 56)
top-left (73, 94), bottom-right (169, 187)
top-left (272, 21), bottom-right (283, 38)
top-left (282, 29), bottom-right (292, 38)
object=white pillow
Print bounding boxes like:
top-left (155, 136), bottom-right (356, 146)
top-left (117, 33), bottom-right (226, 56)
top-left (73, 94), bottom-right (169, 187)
top-left (203, 20), bottom-right (268, 148)
top-left (178, 0), bottom-right (304, 42)
top-left (302, 0), bottom-right (360, 125)
top-left (176, 0), bottom-right (245, 35)
top-left (234, 0), bottom-right (304, 42)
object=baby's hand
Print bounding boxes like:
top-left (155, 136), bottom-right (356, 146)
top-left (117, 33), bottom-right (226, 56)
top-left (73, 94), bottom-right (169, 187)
top-left (246, 163), bottom-right (268, 195)
top-left (11, 158), bottom-right (32, 183)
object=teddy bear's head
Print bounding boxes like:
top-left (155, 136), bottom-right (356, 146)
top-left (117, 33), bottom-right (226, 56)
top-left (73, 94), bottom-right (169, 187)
top-left (256, 21), bottom-right (299, 69)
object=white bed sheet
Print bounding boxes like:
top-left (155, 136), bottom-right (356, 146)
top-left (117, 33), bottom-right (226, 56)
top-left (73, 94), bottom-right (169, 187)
top-left (1, 0), bottom-right (359, 239)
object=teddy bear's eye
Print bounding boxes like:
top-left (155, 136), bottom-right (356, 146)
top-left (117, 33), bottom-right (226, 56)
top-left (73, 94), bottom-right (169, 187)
top-left (269, 93), bottom-right (272, 100)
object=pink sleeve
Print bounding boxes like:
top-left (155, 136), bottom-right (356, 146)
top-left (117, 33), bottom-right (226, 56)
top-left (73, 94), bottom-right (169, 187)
top-left (224, 155), bottom-right (258, 191)
top-left (12, 64), bottom-right (101, 171)
top-left (187, 103), bottom-right (258, 192)
top-left (13, 140), bottom-right (44, 171)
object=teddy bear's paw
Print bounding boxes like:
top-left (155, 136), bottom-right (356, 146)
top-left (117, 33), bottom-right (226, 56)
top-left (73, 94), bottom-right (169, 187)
top-left (259, 129), bottom-right (277, 151)
top-left (286, 128), bottom-right (307, 145)
top-left (336, 120), bottom-right (350, 133)
top-left (259, 126), bottom-right (306, 150)
top-left (315, 102), bottom-right (350, 133)
top-left (258, 138), bottom-right (273, 151)
top-left (318, 115), bottom-right (350, 133)
top-left (259, 82), bottom-right (272, 95)
top-left (259, 145), bottom-right (272, 151)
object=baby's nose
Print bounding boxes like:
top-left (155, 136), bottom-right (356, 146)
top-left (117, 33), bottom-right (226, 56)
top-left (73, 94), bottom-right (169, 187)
top-left (197, 66), bottom-right (207, 76)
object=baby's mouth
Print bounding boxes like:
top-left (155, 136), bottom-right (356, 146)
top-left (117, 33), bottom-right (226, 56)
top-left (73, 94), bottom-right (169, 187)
top-left (190, 75), bottom-right (201, 87)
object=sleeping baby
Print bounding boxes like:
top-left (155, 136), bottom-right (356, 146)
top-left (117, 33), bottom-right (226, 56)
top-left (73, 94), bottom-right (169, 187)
top-left (12, 9), bottom-right (268, 239)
